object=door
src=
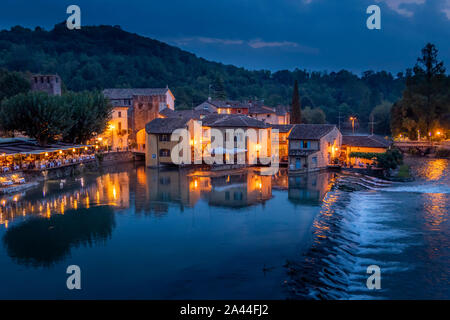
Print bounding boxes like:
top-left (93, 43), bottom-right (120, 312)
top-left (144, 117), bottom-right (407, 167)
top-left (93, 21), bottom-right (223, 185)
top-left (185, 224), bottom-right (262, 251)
top-left (295, 158), bottom-right (301, 169)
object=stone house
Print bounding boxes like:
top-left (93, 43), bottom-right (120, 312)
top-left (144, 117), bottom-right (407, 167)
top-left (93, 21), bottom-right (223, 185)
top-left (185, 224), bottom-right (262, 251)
top-left (288, 124), bottom-right (342, 173)
top-left (271, 124), bottom-right (294, 164)
top-left (103, 88), bottom-right (175, 151)
top-left (341, 135), bottom-right (391, 167)
top-left (145, 117), bottom-right (195, 167)
top-left (248, 105), bottom-right (290, 125)
top-left (200, 114), bottom-right (271, 165)
top-left (195, 99), bottom-right (249, 115)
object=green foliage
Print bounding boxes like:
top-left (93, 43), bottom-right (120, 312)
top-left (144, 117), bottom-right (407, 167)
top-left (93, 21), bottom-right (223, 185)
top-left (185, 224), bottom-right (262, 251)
top-left (62, 91), bottom-right (112, 144)
top-left (350, 148), bottom-right (403, 170)
top-left (0, 23), bottom-right (405, 123)
top-left (349, 152), bottom-right (379, 160)
top-left (375, 148), bottom-right (403, 170)
top-left (435, 149), bottom-right (450, 158)
top-left (396, 164), bottom-right (411, 178)
top-left (0, 68), bottom-right (30, 102)
top-left (212, 76), bottom-right (226, 100)
top-left (0, 92), bottom-right (70, 145)
top-left (302, 106), bottom-right (326, 124)
top-left (290, 80), bottom-right (301, 124)
top-left (391, 43), bottom-right (449, 139)
top-left (370, 101), bottom-right (392, 135)
top-left (0, 91), bottom-right (112, 146)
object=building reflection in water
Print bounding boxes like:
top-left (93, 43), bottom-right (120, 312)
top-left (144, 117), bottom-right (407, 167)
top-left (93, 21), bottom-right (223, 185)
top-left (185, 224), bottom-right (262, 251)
top-left (1, 165), bottom-right (336, 226)
top-left (287, 171), bottom-right (336, 205)
top-left (140, 168), bottom-right (272, 212)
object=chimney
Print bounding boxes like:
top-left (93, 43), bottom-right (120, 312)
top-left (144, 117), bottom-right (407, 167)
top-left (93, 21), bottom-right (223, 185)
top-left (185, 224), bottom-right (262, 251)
top-left (208, 96), bottom-right (212, 102)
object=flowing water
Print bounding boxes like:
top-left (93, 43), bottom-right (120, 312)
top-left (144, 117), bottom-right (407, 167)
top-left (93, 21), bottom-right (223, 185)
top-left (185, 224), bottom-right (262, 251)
top-left (0, 157), bottom-right (448, 299)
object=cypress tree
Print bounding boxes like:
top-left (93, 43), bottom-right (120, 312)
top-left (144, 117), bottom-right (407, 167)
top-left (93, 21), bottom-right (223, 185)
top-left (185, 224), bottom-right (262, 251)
top-left (290, 80), bottom-right (302, 124)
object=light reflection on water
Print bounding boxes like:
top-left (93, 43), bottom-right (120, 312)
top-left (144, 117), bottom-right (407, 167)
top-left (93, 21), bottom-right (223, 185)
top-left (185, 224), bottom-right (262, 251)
top-left (286, 157), bottom-right (449, 300)
top-left (0, 157), bottom-right (448, 299)
top-left (0, 165), bottom-right (336, 299)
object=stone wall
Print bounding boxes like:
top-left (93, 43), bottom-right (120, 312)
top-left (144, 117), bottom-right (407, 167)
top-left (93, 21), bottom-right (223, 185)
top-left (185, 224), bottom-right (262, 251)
top-left (131, 95), bottom-right (160, 139)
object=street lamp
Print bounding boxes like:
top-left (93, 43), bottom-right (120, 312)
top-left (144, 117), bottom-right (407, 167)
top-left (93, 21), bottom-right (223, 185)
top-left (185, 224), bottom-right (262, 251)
top-left (349, 116), bottom-right (357, 134)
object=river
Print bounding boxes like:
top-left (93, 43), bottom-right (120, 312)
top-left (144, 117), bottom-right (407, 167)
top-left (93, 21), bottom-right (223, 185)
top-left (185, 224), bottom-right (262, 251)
top-left (0, 157), bottom-right (448, 299)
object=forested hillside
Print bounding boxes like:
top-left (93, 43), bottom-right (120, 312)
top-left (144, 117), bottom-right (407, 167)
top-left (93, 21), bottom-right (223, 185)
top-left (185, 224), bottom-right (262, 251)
top-left (0, 22), bottom-right (406, 131)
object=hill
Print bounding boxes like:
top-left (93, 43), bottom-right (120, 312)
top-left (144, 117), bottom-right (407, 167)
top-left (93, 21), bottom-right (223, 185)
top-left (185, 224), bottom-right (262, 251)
top-left (0, 23), bottom-right (405, 130)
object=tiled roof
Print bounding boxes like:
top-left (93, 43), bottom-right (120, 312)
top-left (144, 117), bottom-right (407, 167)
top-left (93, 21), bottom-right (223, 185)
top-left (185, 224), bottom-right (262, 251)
top-left (103, 88), bottom-right (169, 99)
top-left (271, 124), bottom-right (294, 133)
top-left (145, 117), bottom-right (190, 134)
top-left (249, 105), bottom-right (276, 114)
top-left (201, 114), bottom-right (269, 129)
top-left (342, 135), bottom-right (391, 148)
top-left (159, 107), bottom-right (176, 117)
top-left (288, 124), bottom-right (337, 140)
top-left (206, 100), bottom-right (250, 109)
top-left (275, 105), bottom-right (289, 116)
top-left (171, 109), bottom-right (213, 120)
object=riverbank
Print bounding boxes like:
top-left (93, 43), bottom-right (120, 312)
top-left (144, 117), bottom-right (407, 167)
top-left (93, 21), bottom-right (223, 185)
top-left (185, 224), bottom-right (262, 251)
top-left (0, 151), bottom-right (138, 195)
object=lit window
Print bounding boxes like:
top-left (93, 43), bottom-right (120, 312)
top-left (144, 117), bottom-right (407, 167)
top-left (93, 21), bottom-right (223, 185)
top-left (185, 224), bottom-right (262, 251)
top-left (159, 149), bottom-right (170, 157)
top-left (159, 134), bottom-right (170, 142)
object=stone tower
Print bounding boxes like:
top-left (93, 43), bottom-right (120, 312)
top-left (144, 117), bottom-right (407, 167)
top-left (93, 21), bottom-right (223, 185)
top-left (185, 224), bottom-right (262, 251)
top-left (30, 74), bottom-right (62, 96)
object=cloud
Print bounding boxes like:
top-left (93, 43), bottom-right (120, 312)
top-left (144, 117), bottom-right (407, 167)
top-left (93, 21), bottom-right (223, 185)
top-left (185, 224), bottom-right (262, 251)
top-left (375, 0), bottom-right (426, 17)
top-left (248, 39), bottom-right (299, 49)
top-left (444, 0), bottom-right (450, 19)
top-left (169, 36), bottom-right (319, 54)
top-left (171, 36), bottom-right (244, 46)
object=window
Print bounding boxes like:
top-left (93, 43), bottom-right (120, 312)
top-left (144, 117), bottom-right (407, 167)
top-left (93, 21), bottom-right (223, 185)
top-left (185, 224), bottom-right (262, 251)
top-left (312, 157), bottom-right (317, 166)
top-left (159, 134), bottom-right (170, 141)
top-left (302, 141), bottom-right (308, 149)
top-left (238, 109), bottom-right (241, 113)
top-left (118, 122), bottom-right (122, 131)
top-left (118, 111), bottom-right (121, 118)
top-left (55, 77), bottom-right (58, 83)
top-left (267, 114), bottom-right (271, 118)
top-left (159, 149), bottom-right (170, 157)
top-left (159, 177), bottom-right (171, 185)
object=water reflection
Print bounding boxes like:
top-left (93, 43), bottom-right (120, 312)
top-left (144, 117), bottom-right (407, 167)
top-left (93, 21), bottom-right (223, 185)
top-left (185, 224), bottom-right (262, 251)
top-left (288, 172), bottom-right (336, 205)
top-left (3, 207), bottom-right (115, 267)
top-left (415, 159), bottom-right (448, 181)
top-left (1, 165), bottom-right (334, 226)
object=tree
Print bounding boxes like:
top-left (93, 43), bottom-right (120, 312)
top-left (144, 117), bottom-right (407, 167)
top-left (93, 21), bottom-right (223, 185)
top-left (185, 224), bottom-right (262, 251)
top-left (302, 107), bottom-right (326, 124)
top-left (62, 91), bottom-right (112, 144)
top-left (370, 101), bottom-right (392, 135)
top-left (413, 43), bottom-right (447, 139)
top-left (290, 80), bottom-right (302, 124)
top-left (0, 91), bottom-right (112, 145)
top-left (392, 43), bottom-right (449, 140)
top-left (0, 69), bottom-right (30, 102)
top-left (213, 76), bottom-right (226, 100)
top-left (0, 23), bottom-right (406, 118)
top-left (0, 92), bottom-right (70, 145)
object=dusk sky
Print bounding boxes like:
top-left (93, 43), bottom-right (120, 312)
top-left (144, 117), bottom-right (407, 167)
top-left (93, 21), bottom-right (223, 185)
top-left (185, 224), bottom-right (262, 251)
top-left (1, 0), bottom-right (449, 74)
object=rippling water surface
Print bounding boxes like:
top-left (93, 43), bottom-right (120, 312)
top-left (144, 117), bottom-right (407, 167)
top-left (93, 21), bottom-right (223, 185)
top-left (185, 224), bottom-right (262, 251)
top-left (0, 157), bottom-right (448, 299)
